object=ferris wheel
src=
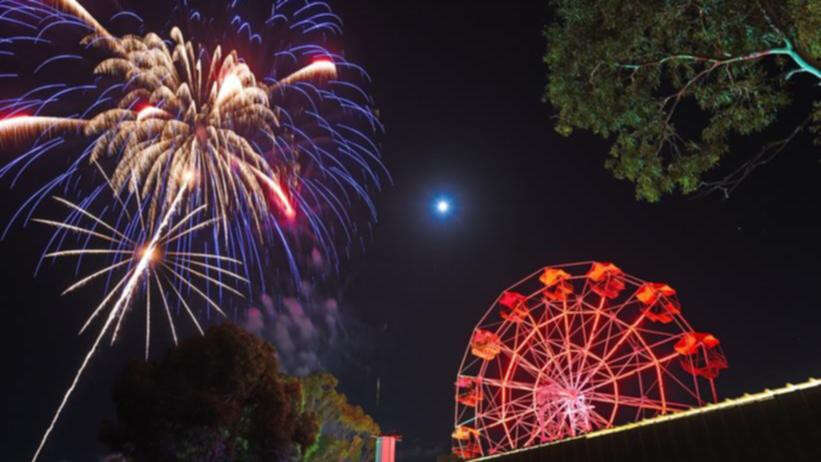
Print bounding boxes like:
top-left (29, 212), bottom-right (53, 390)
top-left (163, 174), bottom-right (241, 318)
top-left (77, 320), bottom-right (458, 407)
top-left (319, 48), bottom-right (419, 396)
top-left (452, 262), bottom-right (727, 459)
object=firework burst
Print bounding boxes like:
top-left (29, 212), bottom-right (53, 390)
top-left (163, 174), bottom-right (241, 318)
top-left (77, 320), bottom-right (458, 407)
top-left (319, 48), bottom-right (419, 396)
top-left (1, 0), bottom-right (386, 279)
top-left (1, 1), bottom-right (385, 459)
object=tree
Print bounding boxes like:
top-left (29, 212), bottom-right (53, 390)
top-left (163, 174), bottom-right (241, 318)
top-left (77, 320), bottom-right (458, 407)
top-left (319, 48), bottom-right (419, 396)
top-left (100, 323), bottom-right (318, 461)
top-left (298, 373), bottom-right (381, 462)
top-left (544, 0), bottom-right (820, 201)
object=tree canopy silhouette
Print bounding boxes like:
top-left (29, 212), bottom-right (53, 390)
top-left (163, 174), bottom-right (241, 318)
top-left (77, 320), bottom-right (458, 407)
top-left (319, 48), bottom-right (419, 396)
top-left (544, 0), bottom-right (820, 201)
top-left (100, 323), bottom-right (318, 461)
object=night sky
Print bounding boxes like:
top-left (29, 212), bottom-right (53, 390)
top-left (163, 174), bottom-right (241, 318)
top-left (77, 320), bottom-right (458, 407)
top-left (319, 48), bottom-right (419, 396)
top-left (3, 1), bottom-right (821, 461)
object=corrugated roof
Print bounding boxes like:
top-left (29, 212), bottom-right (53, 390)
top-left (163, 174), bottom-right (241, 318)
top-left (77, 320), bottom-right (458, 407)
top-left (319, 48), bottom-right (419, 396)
top-left (473, 377), bottom-right (821, 461)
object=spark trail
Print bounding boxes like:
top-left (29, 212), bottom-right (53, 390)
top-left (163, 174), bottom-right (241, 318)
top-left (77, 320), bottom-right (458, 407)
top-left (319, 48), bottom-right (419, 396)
top-left (32, 172), bottom-right (244, 461)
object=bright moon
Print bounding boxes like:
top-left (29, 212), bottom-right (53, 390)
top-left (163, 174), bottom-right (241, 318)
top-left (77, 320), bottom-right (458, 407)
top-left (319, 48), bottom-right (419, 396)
top-left (436, 199), bottom-right (450, 214)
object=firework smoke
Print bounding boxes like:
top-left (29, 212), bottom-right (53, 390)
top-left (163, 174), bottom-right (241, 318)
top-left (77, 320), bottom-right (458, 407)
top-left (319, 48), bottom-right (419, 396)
top-left (245, 282), bottom-right (341, 376)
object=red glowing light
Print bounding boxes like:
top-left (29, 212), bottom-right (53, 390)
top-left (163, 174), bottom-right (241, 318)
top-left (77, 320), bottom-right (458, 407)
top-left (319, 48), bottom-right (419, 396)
top-left (265, 175), bottom-right (296, 219)
top-left (135, 104), bottom-right (161, 121)
top-left (470, 329), bottom-right (501, 361)
top-left (499, 291), bottom-right (526, 308)
top-left (456, 376), bottom-right (476, 388)
top-left (376, 436), bottom-right (399, 462)
top-left (643, 301), bottom-right (681, 323)
top-left (586, 261), bottom-right (626, 298)
top-left (1, 111), bottom-right (31, 120)
top-left (456, 377), bottom-right (482, 407)
top-left (539, 267), bottom-right (573, 301)
top-left (456, 388), bottom-right (482, 407)
top-left (636, 282), bottom-right (676, 305)
top-left (452, 443), bottom-right (482, 459)
top-left (452, 426), bottom-right (479, 441)
top-left (675, 332), bottom-right (721, 355)
top-left (248, 167), bottom-right (296, 220)
top-left (134, 101), bottom-right (151, 112)
top-left (499, 292), bottom-right (528, 323)
top-left (681, 351), bottom-right (728, 379)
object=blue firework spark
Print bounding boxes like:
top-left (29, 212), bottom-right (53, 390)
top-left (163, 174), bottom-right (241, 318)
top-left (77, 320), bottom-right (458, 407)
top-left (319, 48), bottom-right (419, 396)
top-left (0, 0), bottom-right (387, 288)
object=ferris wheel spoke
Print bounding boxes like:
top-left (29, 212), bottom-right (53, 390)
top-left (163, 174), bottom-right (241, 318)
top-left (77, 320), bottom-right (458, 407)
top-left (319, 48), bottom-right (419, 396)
top-left (585, 391), bottom-right (687, 413)
top-left (560, 298), bottom-right (575, 388)
top-left (585, 351), bottom-right (679, 393)
top-left (495, 408), bottom-right (533, 433)
top-left (579, 347), bottom-right (654, 379)
top-left (517, 324), bottom-right (564, 381)
top-left (498, 344), bottom-right (543, 380)
top-left (587, 407), bottom-right (612, 429)
top-left (510, 417), bottom-right (540, 445)
top-left (481, 386), bottom-right (502, 416)
top-left (482, 389), bottom-right (534, 419)
top-left (613, 354), bottom-right (655, 380)
top-left (566, 313), bottom-right (587, 386)
top-left (573, 294), bottom-right (606, 389)
top-left (584, 309), bottom-right (680, 343)
top-left (502, 336), bottom-right (574, 390)
top-left (578, 347), bottom-right (660, 392)
top-left (527, 343), bottom-right (555, 370)
top-left (524, 308), bottom-right (562, 373)
top-left (477, 406), bottom-right (536, 434)
top-left (660, 362), bottom-right (705, 402)
top-left (526, 419), bottom-right (551, 447)
top-left (538, 302), bottom-right (569, 367)
top-left (525, 405), bottom-right (565, 446)
top-left (507, 321), bottom-right (524, 352)
top-left (588, 310), bottom-right (626, 357)
top-left (585, 357), bottom-right (643, 387)
top-left (478, 377), bottom-right (540, 393)
top-left (583, 309), bottom-right (648, 353)
top-left (571, 344), bottom-right (647, 388)
top-left (576, 314), bottom-right (657, 391)
top-left (633, 324), bottom-right (687, 337)
top-left (629, 332), bottom-right (680, 352)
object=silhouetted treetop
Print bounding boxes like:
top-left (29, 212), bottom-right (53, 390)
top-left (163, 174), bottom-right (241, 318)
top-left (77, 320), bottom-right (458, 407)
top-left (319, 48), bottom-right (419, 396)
top-left (100, 323), bottom-right (317, 461)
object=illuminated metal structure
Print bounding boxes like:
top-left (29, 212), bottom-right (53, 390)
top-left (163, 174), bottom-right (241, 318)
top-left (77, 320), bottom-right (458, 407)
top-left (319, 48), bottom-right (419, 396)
top-left (452, 261), bottom-right (727, 459)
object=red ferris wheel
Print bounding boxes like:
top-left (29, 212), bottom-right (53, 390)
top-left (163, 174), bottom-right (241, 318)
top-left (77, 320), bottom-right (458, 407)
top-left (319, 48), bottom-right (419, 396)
top-left (452, 262), bottom-right (727, 459)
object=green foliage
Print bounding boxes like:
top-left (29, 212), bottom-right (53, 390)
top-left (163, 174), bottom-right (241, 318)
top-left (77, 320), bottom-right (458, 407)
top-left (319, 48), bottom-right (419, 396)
top-left (544, 0), bottom-right (820, 201)
top-left (788, 0), bottom-right (821, 60)
top-left (100, 323), bottom-right (318, 461)
top-left (299, 373), bottom-right (381, 462)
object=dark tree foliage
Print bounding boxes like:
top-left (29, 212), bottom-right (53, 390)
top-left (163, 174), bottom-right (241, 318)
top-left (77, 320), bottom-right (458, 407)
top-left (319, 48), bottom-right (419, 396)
top-left (100, 323), bottom-right (318, 462)
top-left (544, 0), bottom-right (820, 201)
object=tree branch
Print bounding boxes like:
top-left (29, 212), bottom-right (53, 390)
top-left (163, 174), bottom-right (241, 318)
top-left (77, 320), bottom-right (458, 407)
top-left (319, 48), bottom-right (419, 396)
top-left (618, 41), bottom-right (820, 81)
top-left (619, 43), bottom-right (819, 169)
top-left (697, 115), bottom-right (812, 199)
